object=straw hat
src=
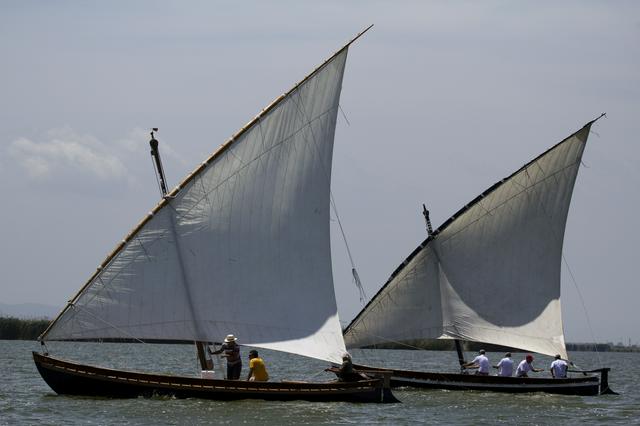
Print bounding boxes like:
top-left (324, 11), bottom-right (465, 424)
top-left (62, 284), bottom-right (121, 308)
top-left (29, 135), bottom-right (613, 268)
top-left (224, 334), bottom-right (237, 343)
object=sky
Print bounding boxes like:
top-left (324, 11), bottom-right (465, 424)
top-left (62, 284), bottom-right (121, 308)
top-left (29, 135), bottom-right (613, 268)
top-left (1, 1), bottom-right (638, 345)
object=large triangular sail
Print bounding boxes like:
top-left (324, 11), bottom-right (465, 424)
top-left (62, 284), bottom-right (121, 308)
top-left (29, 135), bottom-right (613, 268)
top-left (41, 29), bottom-right (372, 364)
top-left (344, 121), bottom-right (599, 359)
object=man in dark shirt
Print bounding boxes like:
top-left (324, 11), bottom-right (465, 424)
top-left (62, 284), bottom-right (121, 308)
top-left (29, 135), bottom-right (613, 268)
top-left (336, 353), bottom-right (365, 382)
top-left (210, 334), bottom-right (242, 380)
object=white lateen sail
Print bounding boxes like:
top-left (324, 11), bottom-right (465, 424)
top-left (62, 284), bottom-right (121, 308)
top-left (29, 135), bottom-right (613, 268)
top-left (344, 122), bottom-right (597, 360)
top-left (41, 40), bottom-right (359, 364)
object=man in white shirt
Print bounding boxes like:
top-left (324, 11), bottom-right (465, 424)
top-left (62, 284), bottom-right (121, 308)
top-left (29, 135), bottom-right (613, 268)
top-left (494, 352), bottom-right (514, 377)
top-left (550, 354), bottom-right (568, 378)
top-left (516, 354), bottom-right (543, 377)
top-left (462, 349), bottom-right (490, 375)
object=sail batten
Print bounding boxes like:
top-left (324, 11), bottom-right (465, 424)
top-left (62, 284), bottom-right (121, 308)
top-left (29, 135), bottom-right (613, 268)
top-left (345, 122), bottom-right (596, 359)
top-left (39, 31), bottom-right (372, 363)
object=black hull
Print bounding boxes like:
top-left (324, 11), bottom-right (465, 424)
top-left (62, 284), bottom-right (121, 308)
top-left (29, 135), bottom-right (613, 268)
top-left (353, 364), bottom-right (602, 396)
top-left (33, 352), bottom-right (398, 403)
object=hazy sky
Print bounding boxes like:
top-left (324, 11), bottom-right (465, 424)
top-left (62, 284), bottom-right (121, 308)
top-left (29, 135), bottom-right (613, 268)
top-left (1, 1), bottom-right (638, 344)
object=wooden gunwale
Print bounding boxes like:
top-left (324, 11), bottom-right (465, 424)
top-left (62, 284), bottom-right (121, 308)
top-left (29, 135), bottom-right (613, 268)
top-left (33, 352), bottom-right (387, 402)
top-left (352, 363), bottom-right (600, 395)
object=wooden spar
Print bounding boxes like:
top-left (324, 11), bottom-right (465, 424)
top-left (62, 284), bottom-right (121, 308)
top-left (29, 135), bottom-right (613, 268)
top-left (39, 26), bottom-right (374, 342)
top-left (422, 204), bottom-right (433, 236)
top-left (195, 342), bottom-right (213, 371)
top-left (150, 133), bottom-right (212, 370)
top-left (454, 340), bottom-right (465, 369)
top-left (149, 129), bottom-right (168, 196)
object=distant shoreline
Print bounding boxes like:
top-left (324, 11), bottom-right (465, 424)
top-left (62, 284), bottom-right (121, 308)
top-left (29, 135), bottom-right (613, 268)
top-left (0, 317), bottom-right (50, 340)
top-left (1, 317), bottom-right (638, 352)
top-left (360, 339), bottom-right (640, 353)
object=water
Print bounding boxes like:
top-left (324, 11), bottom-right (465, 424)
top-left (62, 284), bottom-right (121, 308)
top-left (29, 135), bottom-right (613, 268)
top-left (1, 340), bottom-right (638, 425)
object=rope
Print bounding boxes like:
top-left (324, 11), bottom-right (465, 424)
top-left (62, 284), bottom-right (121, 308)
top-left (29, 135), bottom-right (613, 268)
top-left (344, 326), bottom-right (435, 351)
top-left (70, 304), bottom-right (148, 345)
top-left (150, 155), bottom-right (164, 198)
top-left (306, 367), bottom-right (330, 380)
top-left (562, 253), bottom-right (602, 365)
top-left (330, 192), bottom-right (367, 303)
top-left (290, 90), bottom-right (367, 304)
top-left (210, 342), bottom-right (226, 379)
top-left (518, 145), bottom-right (602, 364)
top-left (339, 104), bottom-right (351, 126)
top-left (64, 305), bottom-right (172, 360)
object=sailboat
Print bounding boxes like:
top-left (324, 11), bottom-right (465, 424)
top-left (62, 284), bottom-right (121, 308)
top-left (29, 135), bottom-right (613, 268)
top-left (342, 116), bottom-right (615, 395)
top-left (32, 26), bottom-right (398, 403)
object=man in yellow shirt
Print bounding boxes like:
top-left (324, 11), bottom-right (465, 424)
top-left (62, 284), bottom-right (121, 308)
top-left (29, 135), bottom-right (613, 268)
top-left (246, 350), bottom-right (269, 381)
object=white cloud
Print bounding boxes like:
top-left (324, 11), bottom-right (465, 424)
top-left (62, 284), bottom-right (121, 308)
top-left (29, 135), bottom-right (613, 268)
top-left (115, 127), bottom-right (150, 155)
top-left (7, 127), bottom-right (131, 186)
top-left (2, 126), bottom-right (190, 196)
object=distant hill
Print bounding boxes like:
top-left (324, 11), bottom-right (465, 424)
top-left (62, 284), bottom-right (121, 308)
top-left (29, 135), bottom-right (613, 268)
top-left (0, 303), bottom-right (58, 319)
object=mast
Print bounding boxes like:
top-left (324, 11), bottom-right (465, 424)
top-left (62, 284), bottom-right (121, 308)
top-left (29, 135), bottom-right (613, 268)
top-left (423, 205), bottom-right (464, 369)
top-left (149, 128), bottom-right (168, 196)
top-left (148, 130), bottom-right (213, 372)
top-left (422, 204), bottom-right (433, 236)
top-left (454, 340), bottom-right (466, 371)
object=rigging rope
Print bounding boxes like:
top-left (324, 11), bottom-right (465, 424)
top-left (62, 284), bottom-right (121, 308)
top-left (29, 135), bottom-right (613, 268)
top-left (207, 342), bottom-right (226, 379)
top-left (70, 304), bottom-right (148, 345)
top-left (150, 155), bottom-right (164, 197)
top-left (562, 253), bottom-right (602, 365)
top-left (339, 104), bottom-right (351, 126)
top-left (291, 91), bottom-right (368, 305)
top-left (330, 192), bottom-right (367, 303)
top-left (521, 148), bottom-right (603, 365)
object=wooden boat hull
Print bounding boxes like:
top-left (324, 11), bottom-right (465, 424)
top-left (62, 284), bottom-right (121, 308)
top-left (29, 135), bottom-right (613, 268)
top-left (33, 352), bottom-right (398, 403)
top-left (353, 364), bottom-right (602, 396)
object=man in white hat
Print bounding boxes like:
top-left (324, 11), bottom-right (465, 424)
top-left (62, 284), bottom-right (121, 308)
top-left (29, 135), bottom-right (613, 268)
top-left (209, 334), bottom-right (242, 380)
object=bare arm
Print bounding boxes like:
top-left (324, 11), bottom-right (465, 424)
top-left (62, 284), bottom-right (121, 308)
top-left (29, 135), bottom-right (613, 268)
top-left (208, 345), bottom-right (224, 355)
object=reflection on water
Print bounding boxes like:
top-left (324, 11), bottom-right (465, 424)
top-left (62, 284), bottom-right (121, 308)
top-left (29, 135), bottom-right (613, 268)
top-left (2, 340), bottom-right (639, 425)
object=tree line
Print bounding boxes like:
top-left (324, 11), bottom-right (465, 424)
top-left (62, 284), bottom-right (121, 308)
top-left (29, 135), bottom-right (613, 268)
top-left (1, 317), bottom-right (637, 352)
top-left (0, 317), bottom-right (49, 340)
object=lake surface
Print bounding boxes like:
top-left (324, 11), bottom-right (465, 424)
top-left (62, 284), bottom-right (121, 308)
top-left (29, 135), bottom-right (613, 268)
top-left (1, 340), bottom-right (638, 425)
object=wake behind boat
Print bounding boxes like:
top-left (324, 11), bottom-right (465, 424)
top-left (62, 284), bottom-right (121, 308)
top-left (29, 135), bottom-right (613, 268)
top-left (33, 25), bottom-right (397, 404)
top-left (343, 116), bottom-right (615, 396)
